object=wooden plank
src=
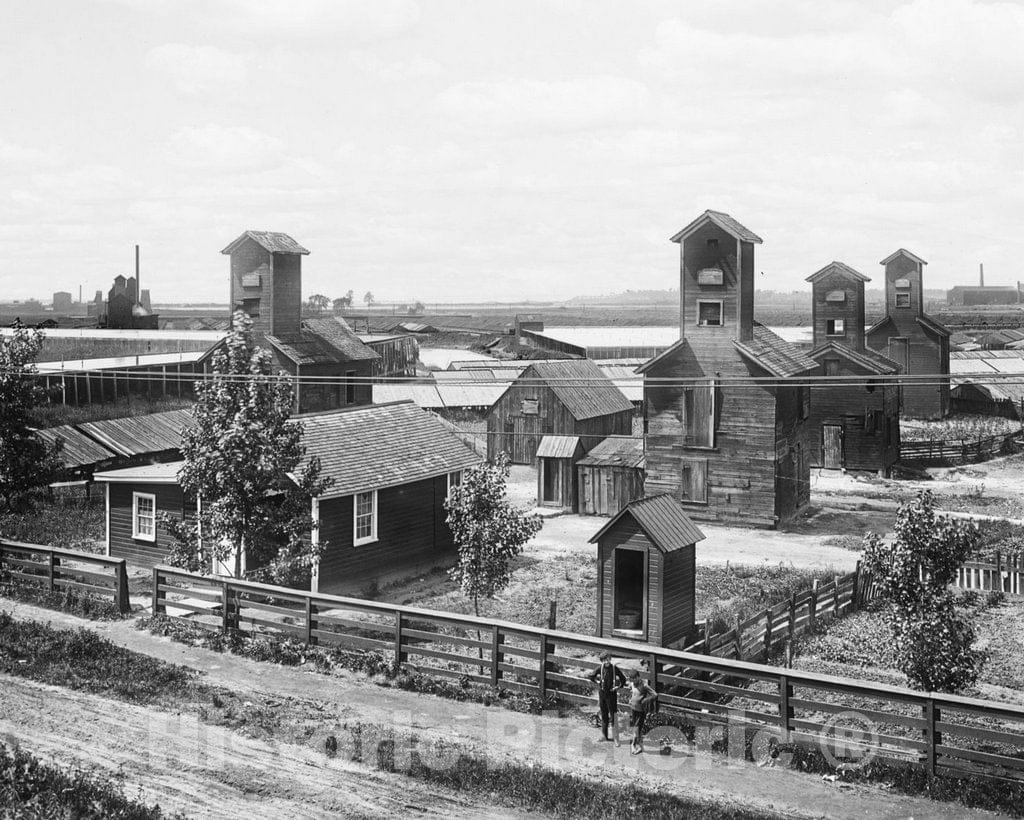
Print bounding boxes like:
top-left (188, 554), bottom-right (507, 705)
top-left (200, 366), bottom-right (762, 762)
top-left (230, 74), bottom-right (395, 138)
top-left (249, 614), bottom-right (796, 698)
top-left (53, 566), bottom-right (117, 586)
top-left (235, 618), bottom-right (307, 638)
top-left (402, 645), bottom-right (488, 667)
top-left (788, 697), bottom-right (925, 730)
top-left (157, 584), bottom-right (224, 602)
top-left (789, 718), bottom-right (927, 752)
top-left (313, 613), bottom-right (394, 632)
top-left (935, 745), bottom-right (1024, 772)
top-left (401, 627), bottom-right (492, 650)
top-left (234, 598), bottom-right (307, 618)
top-left (310, 630), bottom-right (391, 652)
top-left (162, 600), bottom-right (220, 616)
top-left (52, 578), bottom-right (115, 597)
top-left (657, 672), bottom-right (780, 704)
top-left (934, 720), bottom-right (1024, 747)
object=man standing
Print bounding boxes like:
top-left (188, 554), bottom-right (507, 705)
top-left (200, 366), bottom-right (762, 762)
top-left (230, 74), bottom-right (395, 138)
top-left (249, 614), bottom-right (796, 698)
top-left (587, 650), bottom-right (626, 745)
top-left (627, 669), bottom-right (658, 755)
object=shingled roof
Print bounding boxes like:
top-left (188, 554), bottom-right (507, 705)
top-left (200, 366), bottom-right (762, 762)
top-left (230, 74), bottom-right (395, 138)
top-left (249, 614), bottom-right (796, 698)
top-left (297, 401), bottom-right (480, 498)
top-left (589, 493), bottom-right (705, 552)
top-left (733, 324), bottom-right (818, 377)
top-left (805, 261), bottom-right (870, 283)
top-left (808, 341), bottom-right (901, 375)
top-left (516, 359), bottom-right (633, 420)
top-left (880, 248), bottom-right (926, 266)
top-left (221, 231), bottom-right (310, 255)
top-left (266, 317), bottom-right (379, 366)
top-left (670, 210), bottom-right (763, 244)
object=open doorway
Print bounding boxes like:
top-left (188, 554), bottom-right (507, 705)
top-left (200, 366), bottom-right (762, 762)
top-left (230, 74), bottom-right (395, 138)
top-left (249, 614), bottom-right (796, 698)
top-left (614, 549), bottom-right (645, 633)
top-left (540, 458), bottom-right (559, 504)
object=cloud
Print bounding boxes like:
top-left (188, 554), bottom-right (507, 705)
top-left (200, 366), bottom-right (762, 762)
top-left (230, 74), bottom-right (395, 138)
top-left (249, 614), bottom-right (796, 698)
top-left (434, 76), bottom-right (653, 133)
top-left (348, 50), bottom-right (442, 82)
top-left (164, 124), bottom-right (286, 172)
top-left (145, 43), bottom-right (248, 94)
top-left (0, 139), bottom-right (58, 168)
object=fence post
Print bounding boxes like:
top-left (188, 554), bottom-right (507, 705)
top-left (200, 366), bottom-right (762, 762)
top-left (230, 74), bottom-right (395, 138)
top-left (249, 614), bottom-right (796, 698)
top-left (734, 614), bottom-right (743, 659)
top-left (833, 574), bottom-right (840, 617)
top-left (490, 626), bottom-right (502, 687)
top-left (46, 550), bottom-right (57, 592)
top-left (763, 608), bottom-right (774, 658)
top-left (221, 580), bottom-right (231, 633)
top-left (808, 580), bottom-right (818, 633)
top-left (394, 610), bottom-right (404, 669)
top-left (305, 597), bottom-right (314, 646)
top-left (788, 594), bottom-right (796, 643)
top-left (923, 699), bottom-right (939, 779)
top-left (152, 566), bottom-right (164, 616)
top-left (548, 600), bottom-right (557, 630)
top-left (995, 550), bottom-right (1002, 593)
top-left (538, 636), bottom-right (548, 700)
top-left (115, 560), bottom-right (130, 615)
top-left (852, 561), bottom-right (862, 609)
top-left (778, 674), bottom-right (792, 743)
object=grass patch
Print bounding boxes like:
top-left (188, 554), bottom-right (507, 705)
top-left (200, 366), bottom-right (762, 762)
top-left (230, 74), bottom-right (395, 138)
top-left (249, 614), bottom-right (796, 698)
top-left (0, 577), bottom-right (125, 620)
top-left (31, 396), bottom-right (193, 428)
top-left (0, 741), bottom-right (181, 819)
top-left (0, 611), bottom-right (207, 704)
top-left (0, 492), bottom-right (104, 552)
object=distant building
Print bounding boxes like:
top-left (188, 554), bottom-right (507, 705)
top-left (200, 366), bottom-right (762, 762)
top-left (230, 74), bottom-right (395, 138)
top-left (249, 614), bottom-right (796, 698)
top-left (639, 210), bottom-right (817, 529)
top-left (947, 286), bottom-right (1020, 307)
top-left (866, 249), bottom-right (951, 419)
top-left (52, 291), bottom-right (73, 313)
top-left (804, 262), bottom-right (901, 476)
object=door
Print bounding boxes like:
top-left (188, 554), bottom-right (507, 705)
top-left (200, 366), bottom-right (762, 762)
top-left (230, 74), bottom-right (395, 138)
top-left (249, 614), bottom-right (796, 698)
top-left (541, 458), bottom-right (559, 504)
top-left (580, 468), bottom-right (594, 514)
top-left (823, 424), bottom-right (843, 469)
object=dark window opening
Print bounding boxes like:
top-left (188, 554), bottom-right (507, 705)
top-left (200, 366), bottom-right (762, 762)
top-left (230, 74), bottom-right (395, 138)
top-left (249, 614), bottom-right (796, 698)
top-left (345, 370), bottom-right (356, 404)
top-left (521, 398), bottom-right (539, 415)
top-left (706, 238), bottom-right (719, 249)
top-left (614, 549), bottom-right (645, 632)
top-left (697, 300), bottom-right (723, 326)
top-left (824, 358), bottom-right (840, 377)
top-left (241, 298), bottom-right (261, 317)
top-left (895, 292), bottom-right (911, 308)
top-left (826, 318), bottom-right (845, 336)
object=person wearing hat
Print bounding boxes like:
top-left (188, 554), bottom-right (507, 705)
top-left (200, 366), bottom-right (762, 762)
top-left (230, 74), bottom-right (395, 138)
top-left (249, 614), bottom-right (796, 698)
top-left (626, 669), bottom-right (658, 754)
top-left (587, 650), bottom-right (626, 745)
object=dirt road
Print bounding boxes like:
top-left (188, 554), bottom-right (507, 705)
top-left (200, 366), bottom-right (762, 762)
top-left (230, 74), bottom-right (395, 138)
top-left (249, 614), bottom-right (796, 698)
top-left (1, 599), bottom-right (1004, 819)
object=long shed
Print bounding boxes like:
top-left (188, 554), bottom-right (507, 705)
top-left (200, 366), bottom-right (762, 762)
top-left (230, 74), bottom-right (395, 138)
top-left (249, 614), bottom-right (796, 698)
top-left (485, 359), bottom-right (633, 464)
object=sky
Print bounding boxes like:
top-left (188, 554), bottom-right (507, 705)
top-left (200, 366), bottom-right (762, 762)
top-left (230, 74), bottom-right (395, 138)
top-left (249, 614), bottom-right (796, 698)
top-left (2, 0), bottom-right (1023, 307)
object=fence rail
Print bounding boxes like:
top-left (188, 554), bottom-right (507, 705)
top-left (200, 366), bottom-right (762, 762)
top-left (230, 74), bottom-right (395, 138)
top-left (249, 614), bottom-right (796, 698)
top-left (0, 540), bottom-right (130, 614)
top-left (899, 428), bottom-right (1023, 466)
top-left (955, 552), bottom-right (1024, 597)
top-left (152, 565), bottom-right (1024, 782)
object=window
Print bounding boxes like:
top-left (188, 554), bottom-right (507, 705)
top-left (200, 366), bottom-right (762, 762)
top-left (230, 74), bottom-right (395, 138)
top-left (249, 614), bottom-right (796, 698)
top-left (680, 457), bottom-right (708, 504)
top-left (824, 358), bottom-right (840, 377)
top-left (697, 300), bottom-right (723, 327)
top-left (706, 238), bottom-right (719, 249)
top-left (826, 318), bottom-right (845, 336)
top-left (132, 492), bottom-right (156, 542)
top-left (353, 490), bottom-right (377, 545)
top-left (446, 471), bottom-right (463, 498)
top-left (797, 385), bottom-right (810, 420)
top-left (825, 290), bottom-right (846, 303)
top-left (241, 297), bottom-right (261, 317)
top-left (864, 408), bottom-right (876, 434)
top-left (697, 267), bottom-right (724, 286)
top-left (681, 379), bottom-right (716, 447)
top-left (895, 292), bottom-right (911, 308)
top-left (345, 370), bottom-right (356, 404)
top-left (521, 398), bottom-right (539, 415)
top-left (241, 272), bottom-right (262, 288)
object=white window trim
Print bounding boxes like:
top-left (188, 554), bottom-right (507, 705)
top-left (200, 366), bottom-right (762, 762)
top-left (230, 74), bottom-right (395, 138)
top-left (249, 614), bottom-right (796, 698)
top-left (696, 299), bottom-right (724, 327)
top-left (353, 489), bottom-right (378, 546)
top-left (826, 318), bottom-right (845, 336)
top-left (446, 470), bottom-right (463, 497)
top-left (132, 491), bottom-right (157, 542)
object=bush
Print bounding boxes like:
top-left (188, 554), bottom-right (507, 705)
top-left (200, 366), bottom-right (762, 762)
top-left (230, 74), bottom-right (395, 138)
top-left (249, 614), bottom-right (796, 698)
top-left (796, 609), bottom-right (897, 669)
top-left (0, 742), bottom-right (181, 819)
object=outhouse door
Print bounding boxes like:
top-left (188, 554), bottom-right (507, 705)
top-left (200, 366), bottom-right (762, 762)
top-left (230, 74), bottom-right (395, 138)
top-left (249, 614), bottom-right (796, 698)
top-left (823, 424), bottom-right (843, 469)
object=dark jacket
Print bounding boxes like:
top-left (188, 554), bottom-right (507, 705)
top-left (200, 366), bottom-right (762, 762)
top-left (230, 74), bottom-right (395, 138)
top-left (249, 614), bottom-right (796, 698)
top-left (588, 661), bottom-right (626, 693)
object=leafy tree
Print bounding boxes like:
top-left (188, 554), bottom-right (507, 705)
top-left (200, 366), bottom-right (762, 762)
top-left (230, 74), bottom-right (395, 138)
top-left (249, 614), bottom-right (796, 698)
top-left (862, 490), bottom-right (982, 692)
top-left (363, 291), bottom-right (374, 308)
top-left (410, 300), bottom-right (425, 315)
top-left (445, 454), bottom-right (542, 616)
top-left (306, 293), bottom-right (329, 315)
top-left (332, 292), bottom-right (353, 313)
top-left (164, 311), bottom-right (333, 585)
top-left (0, 323), bottom-right (61, 513)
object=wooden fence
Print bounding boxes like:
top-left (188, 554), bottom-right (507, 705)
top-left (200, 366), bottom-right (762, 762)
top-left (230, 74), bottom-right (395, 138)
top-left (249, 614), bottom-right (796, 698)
top-left (0, 540), bottom-right (130, 614)
top-left (899, 428), bottom-right (1023, 466)
top-left (691, 569), bottom-right (868, 662)
top-left (955, 552), bottom-right (1024, 597)
top-left (152, 565), bottom-right (1024, 782)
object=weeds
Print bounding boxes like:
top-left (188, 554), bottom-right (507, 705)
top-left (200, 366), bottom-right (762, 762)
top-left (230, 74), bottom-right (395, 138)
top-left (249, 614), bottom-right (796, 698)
top-left (0, 742), bottom-right (183, 819)
top-left (0, 578), bottom-right (125, 620)
top-left (0, 493), bottom-right (104, 551)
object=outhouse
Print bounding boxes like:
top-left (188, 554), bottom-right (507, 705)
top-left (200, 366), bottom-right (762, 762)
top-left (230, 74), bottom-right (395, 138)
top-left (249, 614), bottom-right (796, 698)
top-left (576, 435), bottom-right (645, 516)
top-left (589, 494), bottom-right (705, 647)
top-left (536, 435), bottom-right (584, 511)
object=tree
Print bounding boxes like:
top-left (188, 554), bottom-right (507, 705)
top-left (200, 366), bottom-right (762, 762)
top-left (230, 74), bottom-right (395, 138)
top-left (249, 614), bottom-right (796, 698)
top-left (445, 454), bottom-right (542, 616)
top-left (165, 311), bottom-right (333, 585)
top-left (0, 324), bottom-right (61, 513)
top-left (410, 300), bottom-right (425, 315)
top-left (862, 490), bottom-right (982, 692)
top-left (332, 292), bottom-right (353, 313)
top-left (363, 291), bottom-right (375, 308)
top-left (307, 294), bottom-right (329, 315)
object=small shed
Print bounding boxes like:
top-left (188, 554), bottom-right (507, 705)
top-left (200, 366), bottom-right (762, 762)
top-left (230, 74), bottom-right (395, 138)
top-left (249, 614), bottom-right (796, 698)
top-left (589, 494), bottom-right (705, 647)
top-left (536, 435), bottom-right (584, 511)
top-left (576, 435), bottom-right (645, 516)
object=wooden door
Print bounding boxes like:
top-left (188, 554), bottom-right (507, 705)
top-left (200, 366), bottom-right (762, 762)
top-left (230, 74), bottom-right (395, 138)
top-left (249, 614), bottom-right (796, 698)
top-left (823, 424), bottom-right (843, 469)
top-left (580, 468), bottom-right (594, 514)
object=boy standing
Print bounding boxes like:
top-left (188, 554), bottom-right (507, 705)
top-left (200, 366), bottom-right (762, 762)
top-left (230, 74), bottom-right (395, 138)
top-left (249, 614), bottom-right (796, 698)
top-left (587, 650), bottom-right (626, 745)
top-left (627, 669), bottom-right (658, 755)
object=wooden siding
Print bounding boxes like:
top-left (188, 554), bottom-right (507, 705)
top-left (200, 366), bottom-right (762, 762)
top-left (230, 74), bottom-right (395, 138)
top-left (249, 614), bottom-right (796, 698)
top-left (537, 455), bottom-right (580, 511)
top-left (485, 383), bottom-right (633, 464)
top-left (596, 517), bottom-right (695, 647)
top-left (316, 475), bottom-right (455, 592)
top-left (578, 464), bottom-right (644, 516)
top-left (643, 342), bottom-right (807, 528)
top-left (108, 482), bottom-right (194, 569)
top-left (867, 323), bottom-right (949, 419)
top-left (811, 269), bottom-right (867, 351)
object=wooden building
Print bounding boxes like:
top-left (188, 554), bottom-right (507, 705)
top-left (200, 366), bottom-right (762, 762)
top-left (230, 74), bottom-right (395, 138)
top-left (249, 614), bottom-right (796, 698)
top-left (589, 494), bottom-right (704, 647)
top-left (485, 359), bottom-right (634, 465)
top-left (576, 435), bottom-right (645, 516)
top-left (94, 402), bottom-right (480, 590)
top-left (639, 210), bottom-right (818, 529)
top-left (804, 262), bottom-right (902, 475)
top-left (536, 435), bottom-right (585, 512)
top-left (866, 249), bottom-right (951, 419)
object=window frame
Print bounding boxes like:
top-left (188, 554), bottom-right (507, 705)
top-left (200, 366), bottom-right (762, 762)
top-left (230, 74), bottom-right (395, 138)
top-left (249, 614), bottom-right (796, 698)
top-left (132, 491), bottom-right (157, 542)
top-left (894, 291), bottom-right (911, 309)
top-left (353, 489), bottom-right (378, 546)
top-left (446, 470), bottom-right (463, 498)
top-left (679, 457), bottom-right (709, 505)
top-left (696, 299), bottom-right (724, 327)
top-left (345, 369), bottom-right (356, 405)
top-left (681, 378), bottom-right (716, 448)
top-left (825, 318), bottom-right (845, 336)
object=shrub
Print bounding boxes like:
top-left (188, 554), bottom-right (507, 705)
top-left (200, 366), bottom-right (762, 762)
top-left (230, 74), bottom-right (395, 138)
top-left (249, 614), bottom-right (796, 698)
top-left (983, 590), bottom-right (1005, 609)
top-left (0, 577), bottom-right (124, 620)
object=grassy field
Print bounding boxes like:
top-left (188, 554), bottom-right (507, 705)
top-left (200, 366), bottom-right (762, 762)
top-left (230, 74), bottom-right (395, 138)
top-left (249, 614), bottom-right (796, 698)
top-left (0, 493), bottom-right (105, 551)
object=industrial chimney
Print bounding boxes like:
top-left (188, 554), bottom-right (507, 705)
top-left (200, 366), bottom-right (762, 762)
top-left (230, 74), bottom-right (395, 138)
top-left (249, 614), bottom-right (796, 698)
top-left (980, 262), bottom-right (985, 287)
